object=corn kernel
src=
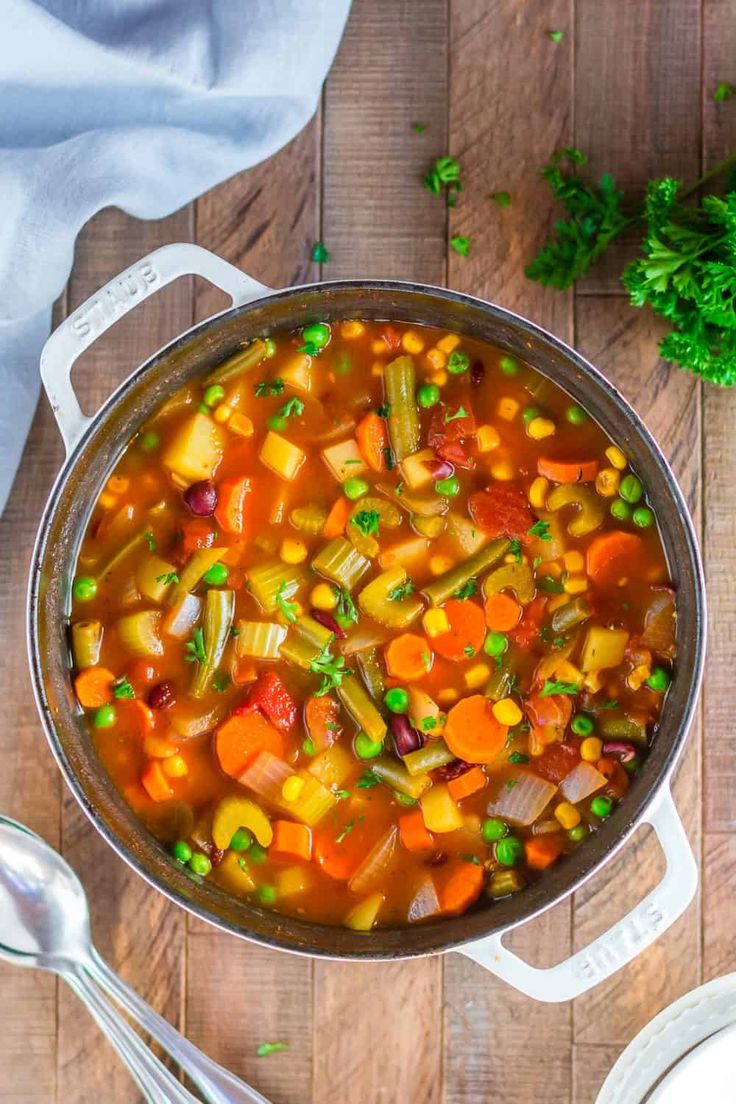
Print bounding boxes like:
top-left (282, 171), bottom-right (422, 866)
top-left (554, 802), bottom-right (581, 829)
top-left (605, 445), bottom-right (627, 470)
top-left (311, 583), bottom-right (337, 611)
top-left (497, 396), bottom-right (520, 421)
top-left (430, 369), bottom-right (448, 387)
top-left (371, 361), bottom-right (384, 377)
top-left (528, 476), bottom-right (549, 510)
top-left (162, 755), bottom-right (188, 779)
top-left (465, 663), bottom-right (491, 690)
top-left (107, 475), bottom-right (129, 495)
top-left (401, 330), bottom-right (425, 354)
top-left (595, 467), bottom-right (620, 498)
top-left (490, 460), bottom-right (515, 481)
top-left (463, 813), bottom-right (482, 833)
top-left (563, 550), bottom-right (585, 573)
top-left (282, 775), bottom-right (305, 802)
top-left (229, 412), bottom-right (254, 437)
top-left (423, 608), bottom-right (450, 637)
top-left (546, 593), bottom-right (569, 613)
top-left (437, 687), bottom-right (459, 706)
top-left (341, 320), bottom-right (365, 340)
top-left (564, 574), bottom-right (589, 595)
top-left (143, 736), bottom-right (177, 759)
top-left (213, 403), bottom-right (232, 424)
top-left (425, 347), bottom-right (447, 371)
top-left (429, 554), bottom-right (455, 575)
top-left (492, 698), bottom-right (523, 726)
top-left (437, 333), bottom-right (461, 354)
top-left (627, 663), bottom-right (651, 691)
top-left (98, 491), bottom-right (117, 510)
top-left (580, 737), bottom-right (603, 762)
top-left (280, 538), bottom-right (308, 564)
top-left (372, 339), bottom-right (387, 355)
top-left (556, 660), bottom-right (584, 684)
top-left (527, 416), bottom-right (556, 440)
top-left (275, 865), bottom-right (312, 896)
top-left (476, 425), bottom-right (501, 453)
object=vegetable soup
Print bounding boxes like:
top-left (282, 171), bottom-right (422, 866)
top-left (69, 320), bottom-right (676, 929)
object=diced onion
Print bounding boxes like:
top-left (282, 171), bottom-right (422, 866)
top-left (163, 593), bottom-right (202, 639)
top-left (559, 761), bottom-right (607, 803)
top-left (486, 772), bottom-right (558, 826)
top-left (349, 826), bottom-right (399, 895)
top-left (238, 751), bottom-right (292, 803)
top-left (407, 874), bottom-right (441, 923)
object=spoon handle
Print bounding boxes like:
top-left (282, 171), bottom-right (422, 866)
top-left (86, 948), bottom-right (271, 1104)
top-left (64, 963), bottom-right (202, 1104)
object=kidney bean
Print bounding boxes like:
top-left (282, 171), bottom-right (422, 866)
top-left (426, 851), bottom-right (448, 867)
top-left (199, 841), bottom-right (226, 867)
top-left (390, 713), bottom-right (424, 757)
top-left (148, 681), bottom-right (176, 710)
top-left (310, 609), bottom-right (346, 639)
top-left (422, 457), bottom-right (455, 481)
top-left (602, 741), bottom-right (637, 763)
top-left (434, 758), bottom-right (473, 781)
top-left (470, 360), bottom-right (485, 386)
top-left (183, 479), bottom-right (217, 517)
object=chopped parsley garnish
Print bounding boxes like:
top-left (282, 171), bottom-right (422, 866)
top-left (376, 402), bottom-right (391, 418)
top-left (508, 751), bottom-right (529, 764)
top-left (298, 340), bottom-right (320, 356)
top-left (489, 190), bottom-right (511, 206)
top-left (538, 575), bottom-right (565, 594)
top-left (553, 636), bottom-right (566, 648)
top-left (388, 580), bottom-right (415, 601)
top-left (310, 642), bottom-right (349, 696)
top-left (713, 82), bottom-right (735, 103)
top-left (185, 627), bottom-right (207, 665)
top-left (460, 853), bottom-right (481, 865)
top-left (326, 721), bottom-right (341, 732)
top-left (547, 29), bottom-right (564, 42)
top-left (212, 672), bottom-right (231, 693)
top-left (335, 819), bottom-right (355, 843)
top-left (600, 699), bottom-right (620, 710)
top-left (528, 519), bottom-right (551, 541)
top-left (256, 1042), bottom-right (287, 1058)
top-left (508, 539), bottom-right (522, 563)
top-left (540, 679), bottom-right (581, 697)
top-left (505, 779), bottom-right (519, 791)
top-left (155, 571), bottom-right (179, 586)
top-left (383, 447), bottom-right (397, 470)
top-left (351, 509), bottom-right (381, 538)
top-left (463, 645), bottom-right (475, 658)
top-left (393, 792), bottom-right (418, 807)
top-left (311, 241), bottom-right (330, 263)
top-left (412, 122), bottom-right (427, 134)
top-left (254, 378), bottom-right (285, 397)
top-left (336, 587), bottom-right (358, 624)
top-left (112, 677), bottom-right (135, 700)
top-left (444, 405), bottom-right (469, 424)
top-left (450, 234), bottom-right (470, 257)
top-left (357, 770), bottom-right (380, 789)
top-left (420, 716), bottom-right (438, 731)
top-left (454, 577), bottom-right (477, 600)
top-left (275, 580), bottom-right (298, 623)
top-left (143, 531), bottom-right (156, 552)
top-left (229, 625), bottom-right (240, 638)
top-left (277, 396), bottom-right (304, 420)
top-left (302, 737), bottom-right (316, 756)
top-left (335, 789), bottom-right (351, 801)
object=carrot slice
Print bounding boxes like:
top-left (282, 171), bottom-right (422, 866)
top-left (232, 658), bottom-right (258, 685)
top-left (215, 710), bottom-right (284, 778)
top-left (214, 476), bottom-right (252, 535)
top-left (537, 457), bottom-right (599, 484)
top-left (444, 695), bottom-right (509, 764)
top-left (305, 695), bottom-right (342, 749)
top-left (437, 859), bottom-right (485, 915)
top-left (313, 823), bottom-right (373, 881)
top-left (385, 633), bottom-right (433, 681)
top-left (525, 836), bottom-right (563, 870)
top-left (74, 666), bottom-right (115, 708)
top-left (447, 766), bottom-right (487, 802)
top-left (270, 821), bottom-right (313, 862)
top-left (323, 496), bottom-right (351, 539)
top-left (586, 530), bottom-right (645, 588)
top-left (356, 412), bottom-right (389, 472)
top-left (141, 760), bottom-right (174, 803)
top-left (484, 592), bottom-right (522, 632)
top-left (179, 518), bottom-right (216, 559)
top-left (398, 809), bottom-right (435, 852)
top-left (431, 599), bottom-right (486, 661)
top-left (119, 699), bottom-right (155, 737)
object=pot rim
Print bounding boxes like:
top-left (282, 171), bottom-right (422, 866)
top-left (27, 276), bottom-right (706, 962)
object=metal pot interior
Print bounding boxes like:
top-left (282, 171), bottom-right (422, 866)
top-left (28, 281), bottom-right (706, 960)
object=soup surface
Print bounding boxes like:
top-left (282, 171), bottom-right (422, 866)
top-left (69, 320), bottom-right (676, 930)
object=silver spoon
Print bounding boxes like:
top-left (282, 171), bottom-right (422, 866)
top-left (0, 815), bottom-right (270, 1104)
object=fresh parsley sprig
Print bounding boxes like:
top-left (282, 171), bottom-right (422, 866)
top-left (310, 641), bottom-right (350, 697)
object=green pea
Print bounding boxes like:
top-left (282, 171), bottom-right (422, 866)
top-left (93, 703), bottom-right (117, 728)
top-left (565, 404), bottom-right (587, 425)
top-left (203, 384), bottom-right (225, 408)
top-left (302, 737), bottom-right (316, 756)
top-left (590, 795), bottom-right (614, 819)
top-left (417, 383), bottom-right (440, 408)
top-left (139, 430), bottom-right (160, 452)
top-left (203, 562), bottom-right (228, 586)
top-left (258, 885), bottom-right (277, 904)
top-left (619, 474), bottom-right (643, 504)
top-left (632, 506), bottom-right (654, 528)
top-left (447, 351), bottom-right (470, 375)
top-left (302, 322), bottom-right (330, 349)
top-left (264, 338), bottom-right (277, 358)
top-left (571, 714), bottom-right (594, 736)
top-left (610, 498), bottom-right (632, 521)
top-left (268, 415), bottom-right (288, 432)
top-left (499, 355), bottom-right (518, 376)
top-left (188, 853), bottom-right (212, 876)
top-left (495, 835), bottom-right (523, 866)
top-left (482, 817), bottom-right (508, 842)
top-left (568, 825), bottom-right (587, 842)
top-left (646, 666), bottom-right (671, 692)
top-left (230, 828), bottom-right (252, 852)
top-left (344, 477), bottom-right (369, 500)
top-left (435, 476), bottom-right (460, 497)
top-left (196, 403), bottom-right (210, 415)
top-left (623, 757), bottom-right (640, 775)
top-left (384, 687), bottom-right (409, 714)
top-left (73, 576), bottom-right (97, 602)
top-left (484, 631), bottom-right (508, 658)
top-left (171, 840), bottom-right (192, 864)
top-left (249, 844), bottom-right (268, 864)
top-left (522, 406), bottom-right (541, 424)
top-left (355, 732), bottom-right (383, 759)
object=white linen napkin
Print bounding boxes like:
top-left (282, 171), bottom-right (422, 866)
top-left (0, 0), bottom-right (351, 510)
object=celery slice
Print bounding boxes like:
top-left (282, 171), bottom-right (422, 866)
top-left (358, 565), bottom-right (423, 629)
top-left (235, 620), bottom-right (287, 660)
top-left (71, 620), bottom-right (103, 669)
top-left (312, 537), bottom-right (370, 590)
top-left (246, 562), bottom-right (305, 614)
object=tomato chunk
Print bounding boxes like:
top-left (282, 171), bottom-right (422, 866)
top-left (468, 482), bottom-right (533, 540)
top-left (237, 672), bottom-right (297, 734)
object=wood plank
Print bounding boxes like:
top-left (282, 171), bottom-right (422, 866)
top-left (573, 1044), bottom-right (621, 1104)
top-left (184, 112), bottom-right (323, 1104)
top-left (575, 0), bottom-right (702, 294)
top-left (444, 3), bottom-right (574, 1102)
top-left (571, 301), bottom-right (702, 1043)
top-left (57, 206), bottom-right (194, 1104)
top-left (313, 1), bottom-right (446, 1101)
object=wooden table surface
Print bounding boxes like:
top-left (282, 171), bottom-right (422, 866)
top-left (2, 2), bottom-right (735, 1101)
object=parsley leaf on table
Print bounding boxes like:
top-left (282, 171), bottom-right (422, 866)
top-left (450, 234), bottom-right (470, 257)
top-left (311, 241), bottom-right (330, 262)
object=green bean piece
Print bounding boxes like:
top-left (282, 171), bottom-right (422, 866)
top-left (169, 547), bottom-right (226, 607)
top-left (598, 714), bottom-right (648, 746)
top-left (356, 647), bottom-right (386, 701)
top-left (190, 589), bottom-right (235, 698)
top-left (422, 538), bottom-right (509, 607)
top-left (484, 665), bottom-right (516, 702)
top-left (71, 619), bottom-right (103, 669)
top-left (384, 356), bottom-right (420, 460)
top-left (402, 740), bottom-right (455, 777)
top-left (336, 676), bottom-right (387, 744)
top-left (370, 757), bottom-right (431, 799)
top-left (550, 596), bottom-right (592, 634)
top-left (488, 869), bottom-right (525, 898)
top-left (204, 338), bottom-right (268, 385)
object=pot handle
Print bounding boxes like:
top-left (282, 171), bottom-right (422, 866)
top-left (40, 242), bottom-right (270, 454)
top-left (457, 786), bottom-right (697, 1003)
